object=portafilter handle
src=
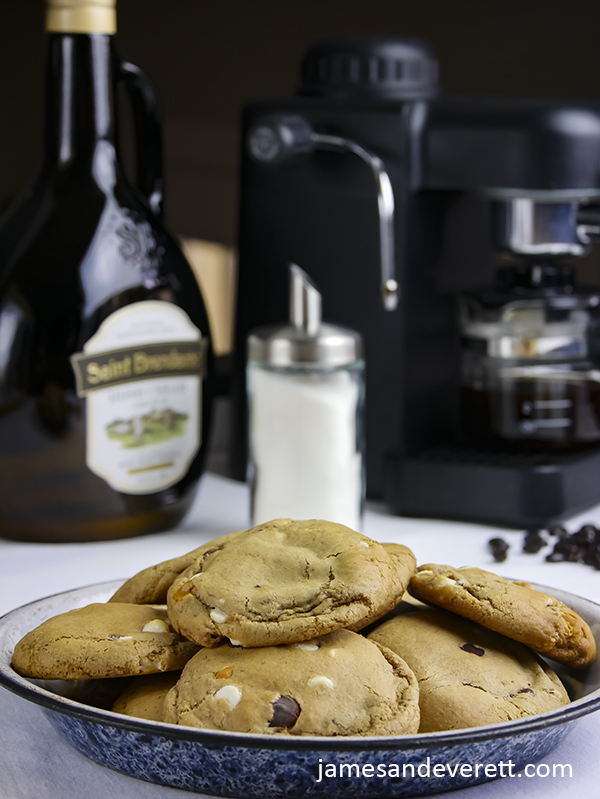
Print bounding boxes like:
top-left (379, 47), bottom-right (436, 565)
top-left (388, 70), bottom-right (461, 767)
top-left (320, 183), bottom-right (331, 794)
top-left (247, 114), bottom-right (398, 312)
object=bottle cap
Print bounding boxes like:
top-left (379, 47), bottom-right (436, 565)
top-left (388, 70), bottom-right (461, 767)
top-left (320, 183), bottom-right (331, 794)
top-left (247, 264), bottom-right (363, 368)
top-left (46, 0), bottom-right (116, 35)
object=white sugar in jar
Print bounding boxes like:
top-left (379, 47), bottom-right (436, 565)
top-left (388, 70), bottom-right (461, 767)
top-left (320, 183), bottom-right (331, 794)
top-left (247, 265), bottom-right (365, 531)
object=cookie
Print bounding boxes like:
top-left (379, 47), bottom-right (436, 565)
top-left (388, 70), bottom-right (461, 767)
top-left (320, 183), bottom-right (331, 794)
top-left (166, 518), bottom-right (414, 648)
top-left (163, 629), bottom-right (419, 736)
top-left (109, 531), bottom-right (246, 604)
top-left (345, 542), bottom-right (416, 631)
top-left (11, 603), bottom-right (199, 680)
top-left (408, 564), bottom-right (596, 669)
top-left (368, 608), bottom-right (570, 732)
top-left (112, 672), bottom-right (181, 721)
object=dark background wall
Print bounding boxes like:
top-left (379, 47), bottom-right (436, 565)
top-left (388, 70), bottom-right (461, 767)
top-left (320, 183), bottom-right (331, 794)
top-left (1, 0), bottom-right (600, 245)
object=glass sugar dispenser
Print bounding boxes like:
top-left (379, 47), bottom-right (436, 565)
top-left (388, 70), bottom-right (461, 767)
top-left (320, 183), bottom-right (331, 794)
top-left (247, 264), bottom-right (365, 531)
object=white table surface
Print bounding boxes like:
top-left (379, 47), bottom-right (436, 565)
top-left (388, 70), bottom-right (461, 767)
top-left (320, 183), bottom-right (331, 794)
top-left (1, 472), bottom-right (599, 799)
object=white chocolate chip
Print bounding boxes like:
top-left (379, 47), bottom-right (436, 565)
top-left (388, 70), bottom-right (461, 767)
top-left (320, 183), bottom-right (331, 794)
top-left (214, 685), bottom-right (242, 708)
top-left (418, 569), bottom-right (434, 575)
top-left (438, 576), bottom-right (466, 587)
top-left (308, 676), bottom-right (335, 689)
top-left (108, 635), bottom-right (133, 641)
top-left (210, 608), bottom-right (229, 624)
top-left (149, 605), bottom-right (168, 610)
top-left (142, 619), bottom-right (172, 634)
top-left (439, 576), bottom-right (458, 586)
top-left (295, 642), bottom-right (319, 651)
top-left (359, 541), bottom-right (369, 548)
top-left (229, 638), bottom-right (243, 647)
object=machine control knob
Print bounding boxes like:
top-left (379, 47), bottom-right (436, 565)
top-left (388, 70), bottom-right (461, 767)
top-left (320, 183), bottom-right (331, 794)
top-left (247, 114), bottom-right (315, 166)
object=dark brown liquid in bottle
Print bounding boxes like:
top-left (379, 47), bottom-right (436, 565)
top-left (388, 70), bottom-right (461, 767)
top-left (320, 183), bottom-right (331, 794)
top-left (0, 34), bottom-right (213, 542)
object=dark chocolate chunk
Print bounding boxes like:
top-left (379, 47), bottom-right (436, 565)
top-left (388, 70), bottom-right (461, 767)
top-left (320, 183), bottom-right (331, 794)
top-left (572, 525), bottom-right (599, 546)
top-left (547, 525), bottom-right (568, 538)
top-left (551, 537), bottom-right (580, 562)
top-left (582, 544), bottom-right (600, 569)
top-left (546, 549), bottom-right (567, 563)
top-left (523, 530), bottom-right (547, 554)
top-left (460, 643), bottom-right (485, 657)
top-left (488, 537), bottom-right (509, 562)
top-left (269, 695), bottom-right (301, 729)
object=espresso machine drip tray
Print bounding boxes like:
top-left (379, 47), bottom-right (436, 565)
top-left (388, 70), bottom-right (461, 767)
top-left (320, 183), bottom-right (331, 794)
top-left (384, 446), bottom-right (600, 529)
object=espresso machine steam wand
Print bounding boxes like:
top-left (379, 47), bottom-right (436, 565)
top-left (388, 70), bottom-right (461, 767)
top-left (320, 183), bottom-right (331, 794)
top-left (247, 114), bottom-right (399, 311)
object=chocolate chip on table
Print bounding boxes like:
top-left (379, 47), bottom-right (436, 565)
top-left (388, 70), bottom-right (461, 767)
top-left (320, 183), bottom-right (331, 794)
top-left (544, 523), bottom-right (600, 566)
top-left (460, 643), bottom-right (485, 657)
top-left (555, 537), bottom-right (581, 562)
top-left (572, 525), bottom-right (599, 547)
top-left (547, 525), bottom-right (568, 538)
top-left (545, 539), bottom-right (579, 563)
top-left (522, 530), bottom-right (547, 554)
top-left (269, 695), bottom-right (301, 728)
top-left (488, 538), bottom-right (509, 562)
top-left (581, 544), bottom-right (600, 570)
top-left (546, 549), bottom-right (568, 563)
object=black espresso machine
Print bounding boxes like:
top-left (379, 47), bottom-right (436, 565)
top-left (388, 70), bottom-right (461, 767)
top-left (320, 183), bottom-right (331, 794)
top-left (230, 37), bottom-right (600, 528)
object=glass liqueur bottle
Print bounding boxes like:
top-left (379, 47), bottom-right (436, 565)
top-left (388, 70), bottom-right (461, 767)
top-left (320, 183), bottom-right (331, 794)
top-left (0, 0), bottom-right (214, 541)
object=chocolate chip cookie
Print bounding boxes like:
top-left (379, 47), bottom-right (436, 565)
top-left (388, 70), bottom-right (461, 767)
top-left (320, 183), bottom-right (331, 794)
top-left (408, 564), bottom-right (596, 669)
top-left (368, 608), bottom-right (570, 732)
top-left (166, 518), bottom-right (414, 648)
top-left (11, 603), bottom-right (199, 680)
top-left (163, 628), bottom-right (419, 735)
top-left (109, 530), bottom-right (246, 605)
top-left (112, 672), bottom-right (181, 721)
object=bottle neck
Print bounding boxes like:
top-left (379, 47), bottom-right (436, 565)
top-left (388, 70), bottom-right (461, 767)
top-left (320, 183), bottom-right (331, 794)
top-left (44, 33), bottom-right (117, 173)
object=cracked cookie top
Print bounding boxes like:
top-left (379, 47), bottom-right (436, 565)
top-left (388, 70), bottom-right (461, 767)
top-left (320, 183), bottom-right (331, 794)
top-left (368, 608), bottom-right (570, 732)
top-left (163, 629), bottom-right (420, 736)
top-left (166, 518), bottom-right (414, 648)
top-left (108, 530), bottom-right (248, 605)
top-left (408, 564), bottom-right (596, 670)
top-left (11, 603), bottom-right (199, 680)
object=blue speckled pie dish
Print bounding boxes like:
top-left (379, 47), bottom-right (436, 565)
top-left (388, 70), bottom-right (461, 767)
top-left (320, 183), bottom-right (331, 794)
top-left (1, 579), bottom-right (600, 798)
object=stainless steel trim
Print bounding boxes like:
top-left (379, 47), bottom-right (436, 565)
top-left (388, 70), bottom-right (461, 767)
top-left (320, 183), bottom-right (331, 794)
top-left (312, 133), bottom-right (398, 311)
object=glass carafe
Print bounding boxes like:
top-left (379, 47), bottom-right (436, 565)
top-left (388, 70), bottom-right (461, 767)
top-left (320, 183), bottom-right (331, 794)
top-left (459, 286), bottom-right (600, 451)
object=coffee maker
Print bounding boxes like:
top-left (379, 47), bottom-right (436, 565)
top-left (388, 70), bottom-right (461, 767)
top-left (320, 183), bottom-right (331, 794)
top-left (230, 37), bottom-right (600, 528)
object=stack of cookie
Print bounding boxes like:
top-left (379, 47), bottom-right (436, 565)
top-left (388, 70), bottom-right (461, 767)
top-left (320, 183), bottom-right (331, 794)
top-left (10, 519), bottom-right (597, 736)
top-left (369, 563), bottom-right (596, 732)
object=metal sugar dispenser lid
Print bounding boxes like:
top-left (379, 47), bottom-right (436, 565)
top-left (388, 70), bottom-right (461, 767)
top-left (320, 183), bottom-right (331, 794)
top-left (247, 264), bottom-right (363, 368)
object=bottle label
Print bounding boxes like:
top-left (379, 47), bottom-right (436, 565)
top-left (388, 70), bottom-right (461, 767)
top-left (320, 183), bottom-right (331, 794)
top-left (71, 301), bottom-right (207, 495)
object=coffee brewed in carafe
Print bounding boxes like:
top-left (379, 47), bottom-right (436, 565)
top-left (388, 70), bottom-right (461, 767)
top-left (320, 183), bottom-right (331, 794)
top-left (460, 264), bottom-right (600, 451)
